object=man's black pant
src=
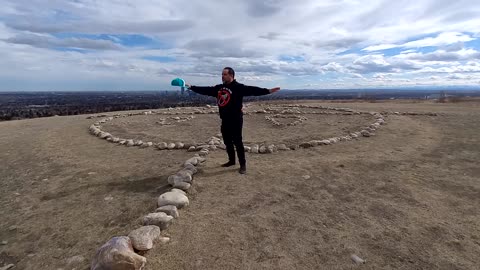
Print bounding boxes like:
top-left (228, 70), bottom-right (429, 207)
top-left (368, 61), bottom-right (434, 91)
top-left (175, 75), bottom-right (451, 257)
top-left (221, 117), bottom-right (245, 166)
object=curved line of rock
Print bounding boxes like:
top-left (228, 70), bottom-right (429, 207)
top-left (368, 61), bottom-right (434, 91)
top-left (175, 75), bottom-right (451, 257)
top-left (87, 104), bottom-right (387, 155)
top-left (91, 152), bottom-right (208, 269)
top-left (87, 104), bottom-right (439, 269)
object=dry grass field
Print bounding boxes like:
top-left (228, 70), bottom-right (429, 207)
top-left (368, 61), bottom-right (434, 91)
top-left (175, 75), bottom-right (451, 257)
top-left (1, 100), bottom-right (479, 270)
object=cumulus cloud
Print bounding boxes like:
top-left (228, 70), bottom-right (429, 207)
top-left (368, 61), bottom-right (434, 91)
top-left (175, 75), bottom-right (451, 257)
top-left (4, 33), bottom-right (121, 50)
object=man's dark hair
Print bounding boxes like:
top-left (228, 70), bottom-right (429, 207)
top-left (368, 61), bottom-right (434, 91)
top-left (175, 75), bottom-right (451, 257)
top-left (223, 67), bottom-right (235, 78)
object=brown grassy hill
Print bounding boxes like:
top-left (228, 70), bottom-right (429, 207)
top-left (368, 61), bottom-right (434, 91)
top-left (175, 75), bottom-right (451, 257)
top-left (1, 101), bottom-right (479, 270)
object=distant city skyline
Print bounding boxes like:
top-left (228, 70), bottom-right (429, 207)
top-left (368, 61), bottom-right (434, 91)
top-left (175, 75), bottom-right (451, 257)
top-left (1, 0), bottom-right (480, 91)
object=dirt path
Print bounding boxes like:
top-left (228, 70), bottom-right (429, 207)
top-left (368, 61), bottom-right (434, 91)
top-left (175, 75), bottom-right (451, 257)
top-left (1, 101), bottom-right (479, 270)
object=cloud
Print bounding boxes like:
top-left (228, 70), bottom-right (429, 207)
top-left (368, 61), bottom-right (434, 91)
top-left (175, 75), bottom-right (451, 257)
top-left (5, 19), bottom-right (194, 35)
top-left (399, 48), bottom-right (480, 62)
top-left (244, 0), bottom-right (286, 17)
top-left (404, 32), bottom-right (474, 48)
top-left (349, 55), bottom-right (394, 73)
top-left (4, 33), bottom-right (121, 50)
top-left (315, 37), bottom-right (365, 50)
top-left (320, 62), bottom-right (346, 73)
top-left (258, 32), bottom-right (282, 40)
top-left (185, 38), bottom-right (262, 58)
top-left (363, 32), bottom-right (476, 52)
top-left (1, 0), bottom-right (480, 90)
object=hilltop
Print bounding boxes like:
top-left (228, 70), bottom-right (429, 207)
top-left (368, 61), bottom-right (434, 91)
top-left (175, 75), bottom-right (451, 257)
top-left (0, 100), bottom-right (479, 270)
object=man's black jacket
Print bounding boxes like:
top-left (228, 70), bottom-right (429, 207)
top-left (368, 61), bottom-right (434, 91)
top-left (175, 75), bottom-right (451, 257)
top-left (190, 80), bottom-right (270, 120)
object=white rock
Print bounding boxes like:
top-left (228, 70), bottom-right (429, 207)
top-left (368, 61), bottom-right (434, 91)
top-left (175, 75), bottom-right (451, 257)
top-left (197, 144), bottom-right (210, 150)
top-left (66, 255), bottom-right (85, 266)
top-left (308, 140), bottom-right (319, 146)
top-left (320, 140), bottom-right (331, 145)
top-left (91, 236), bottom-right (146, 270)
top-left (218, 143), bottom-right (226, 150)
top-left (188, 146), bottom-right (196, 152)
top-left (183, 163), bottom-right (198, 175)
top-left (156, 205), bottom-right (179, 218)
top-left (172, 181), bottom-right (191, 191)
top-left (99, 132), bottom-right (111, 139)
top-left (171, 188), bottom-right (187, 195)
top-left (361, 130), bottom-right (371, 137)
top-left (175, 142), bottom-right (185, 149)
top-left (184, 157), bottom-right (198, 166)
top-left (251, 144), bottom-right (259, 153)
top-left (195, 156), bottom-right (206, 163)
top-left (267, 145), bottom-right (275, 153)
top-left (351, 254), bottom-right (366, 264)
top-left (168, 171), bottom-right (193, 184)
top-left (158, 237), bottom-right (170, 244)
top-left (126, 139), bottom-right (135, 147)
top-left (157, 142), bottom-right (167, 150)
top-left (167, 174), bottom-right (184, 186)
top-left (259, 145), bottom-right (267, 153)
top-left (277, 144), bottom-right (289, 151)
top-left (143, 212), bottom-right (174, 230)
top-left (128, 226), bottom-right (161, 251)
top-left (158, 191), bottom-right (189, 209)
top-left (244, 146), bottom-right (251, 152)
top-left (167, 143), bottom-right (176, 150)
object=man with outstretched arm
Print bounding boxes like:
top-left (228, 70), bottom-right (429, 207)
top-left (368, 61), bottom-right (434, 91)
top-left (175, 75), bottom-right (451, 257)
top-left (186, 67), bottom-right (280, 174)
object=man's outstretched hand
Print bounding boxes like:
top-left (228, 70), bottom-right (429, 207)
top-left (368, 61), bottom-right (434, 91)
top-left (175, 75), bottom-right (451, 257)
top-left (270, 87), bottom-right (281, 93)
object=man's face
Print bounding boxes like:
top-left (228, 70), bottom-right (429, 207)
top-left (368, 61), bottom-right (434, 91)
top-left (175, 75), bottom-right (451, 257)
top-left (222, 69), bottom-right (234, 84)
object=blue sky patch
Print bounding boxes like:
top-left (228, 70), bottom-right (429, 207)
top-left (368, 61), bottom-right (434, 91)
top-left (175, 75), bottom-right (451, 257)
top-left (465, 38), bottom-right (480, 49)
top-left (337, 48), bottom-right (363, 56)
top-left (52, 33), bottom-right (172, 49)
top-left (403, 32), bottom-right (440, 43)
top-left (415, 46), bottom-right (438, 54)
top-left (142, 56), bottom-right (176, 62)
top-left (279, 55), bottom-right (305, 62)
top-left (53, 47), bottom-right (89, 53)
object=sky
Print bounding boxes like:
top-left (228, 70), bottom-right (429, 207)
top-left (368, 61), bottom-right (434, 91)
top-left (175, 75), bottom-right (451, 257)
top-left (1, 0), bottom-right (480, 91)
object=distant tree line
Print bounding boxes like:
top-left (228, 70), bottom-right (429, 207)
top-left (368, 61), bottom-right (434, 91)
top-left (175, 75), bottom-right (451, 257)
top-left (1, 90), bottom-right (478, 121)
top-left (0, 91), bottom-right (213, 121)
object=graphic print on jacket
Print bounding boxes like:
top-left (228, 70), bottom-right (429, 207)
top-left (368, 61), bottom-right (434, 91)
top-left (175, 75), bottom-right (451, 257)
top-left (189, 80), bottom-right (271, 120)
top-left (217, 87), bottom-right (232, 107)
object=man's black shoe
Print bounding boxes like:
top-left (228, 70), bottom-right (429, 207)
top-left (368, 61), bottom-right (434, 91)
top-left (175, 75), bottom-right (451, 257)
top-left (221, 161), bottom-right (236, 167)
top-left (239, 165), bottom-right (246, 174)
